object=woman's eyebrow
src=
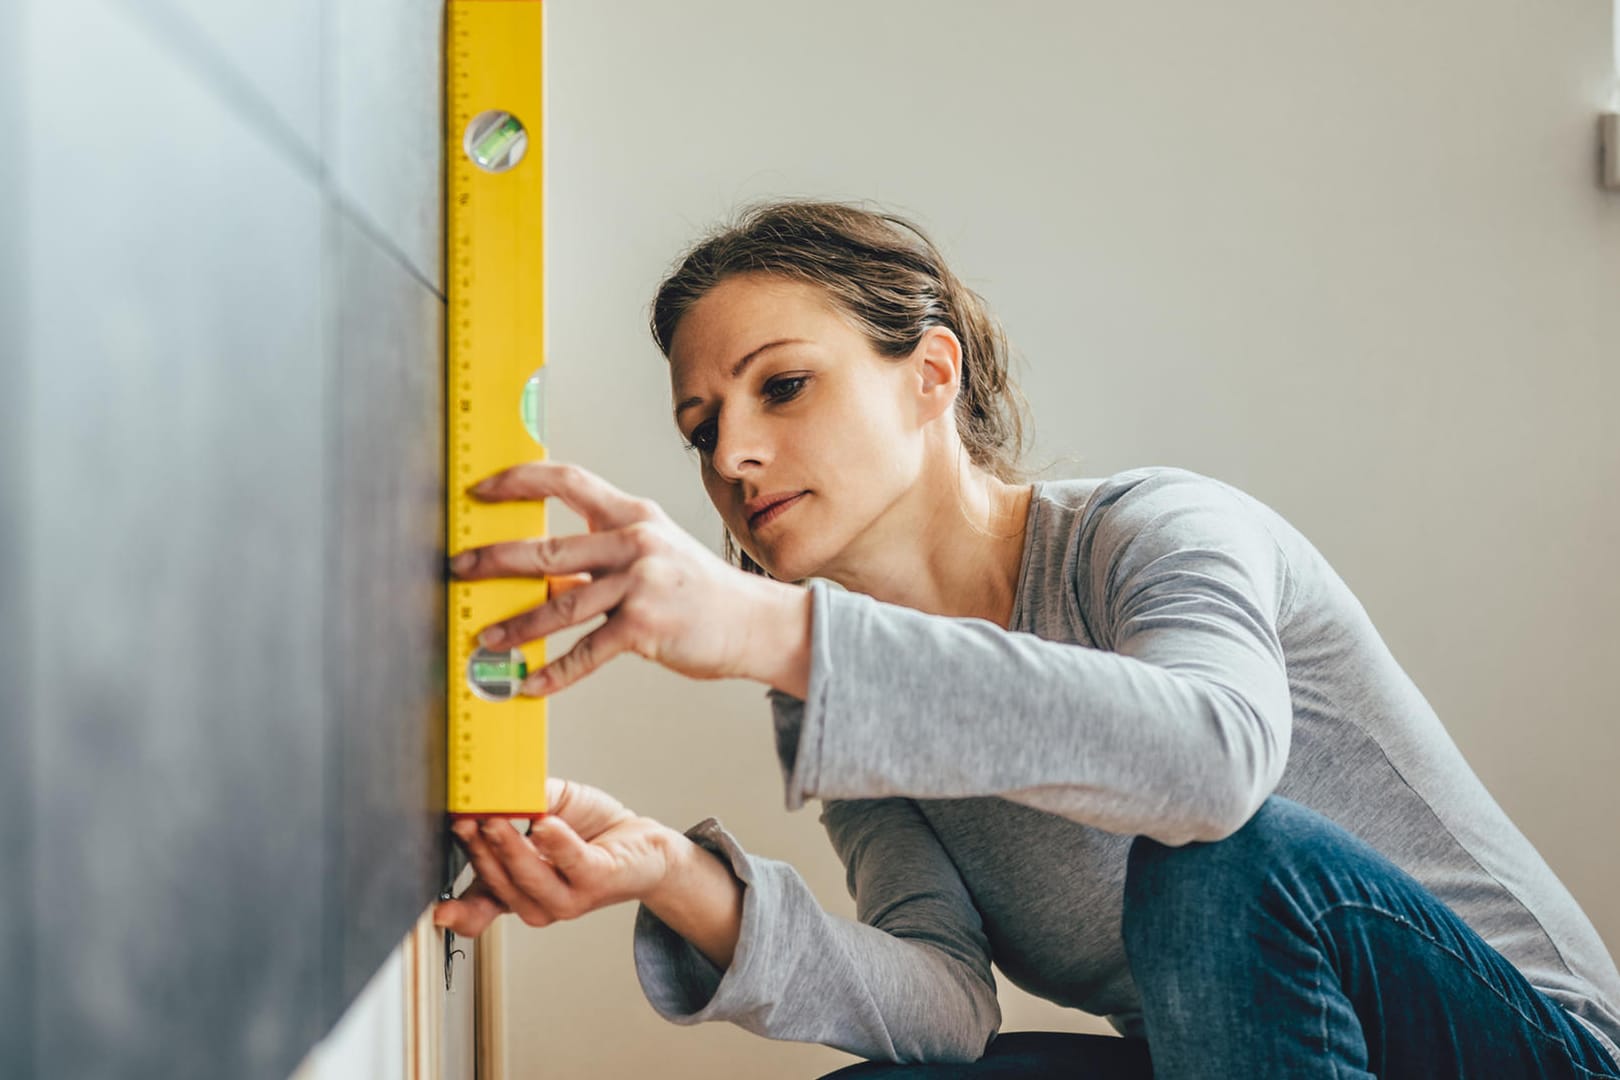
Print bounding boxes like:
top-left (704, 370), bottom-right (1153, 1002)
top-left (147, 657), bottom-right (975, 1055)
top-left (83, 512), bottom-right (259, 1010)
top-left (673, 338), bottom-right (810, 421)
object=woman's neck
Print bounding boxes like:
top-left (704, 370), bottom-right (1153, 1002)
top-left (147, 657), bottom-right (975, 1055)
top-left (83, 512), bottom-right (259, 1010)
top-left (821, 457), bottom-right (1035, 628)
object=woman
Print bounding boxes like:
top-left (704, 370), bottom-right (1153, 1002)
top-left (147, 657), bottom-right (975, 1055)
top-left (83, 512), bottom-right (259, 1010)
top-left (432, 199), bottom-right (1620, 1078)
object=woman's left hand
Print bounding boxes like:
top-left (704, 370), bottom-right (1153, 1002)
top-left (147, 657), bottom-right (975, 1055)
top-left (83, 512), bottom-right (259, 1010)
top-left (434, 775), bottom-right (674, 936)
top-left (449, 460), bottom-right (796, 697)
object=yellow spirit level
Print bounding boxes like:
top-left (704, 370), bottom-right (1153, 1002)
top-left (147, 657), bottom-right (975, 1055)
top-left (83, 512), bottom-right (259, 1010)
top-left (445, 0), bottom-right (547, 819)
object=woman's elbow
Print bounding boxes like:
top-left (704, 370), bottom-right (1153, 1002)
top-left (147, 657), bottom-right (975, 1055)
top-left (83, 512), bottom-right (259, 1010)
top-left (1199, 687), bottom-right (1290, 842)
top-left (1178, 765), bottom-right (1281, 845)
top-left (933, 971), bottom-right (1001, 1062)
top-left (1149, 758), bottom-right (1282, 847)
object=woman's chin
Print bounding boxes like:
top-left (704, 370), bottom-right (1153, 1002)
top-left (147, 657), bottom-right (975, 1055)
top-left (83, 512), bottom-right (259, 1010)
top-left (741, 520), bottom-right (831, 582)
top-left (745, 539), bottom-right (802, 583)
top-left (748, 546), bottom-right (786, 579)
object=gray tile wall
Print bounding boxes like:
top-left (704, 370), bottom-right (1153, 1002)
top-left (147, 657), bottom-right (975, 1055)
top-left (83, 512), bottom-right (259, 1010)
top-left (2, 1), bottom-right (35, 1075)
top-left (14, 0), bottom-right (451, 1075)
top-left (329, 206), bottom-right (448, 1007)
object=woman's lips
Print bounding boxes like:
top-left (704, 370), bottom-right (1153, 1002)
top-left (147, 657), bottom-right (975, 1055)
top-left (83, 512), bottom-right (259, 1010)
top-left (750, 491), bottom-right (807, 530)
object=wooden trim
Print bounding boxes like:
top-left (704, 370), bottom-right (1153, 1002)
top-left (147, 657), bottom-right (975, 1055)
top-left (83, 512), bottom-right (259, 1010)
top-left (474, 917), bottom-right (508, 1080)
top-left (406, 908), bottom-right (444, 1080)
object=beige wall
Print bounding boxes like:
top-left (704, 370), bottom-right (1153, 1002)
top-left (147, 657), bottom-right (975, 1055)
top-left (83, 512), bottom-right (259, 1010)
top-left (501, 2), bottom-right (1620, 1076)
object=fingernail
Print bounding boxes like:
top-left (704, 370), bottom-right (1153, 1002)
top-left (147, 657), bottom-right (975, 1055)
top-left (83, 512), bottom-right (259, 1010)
top-left (522, 671), bottom-right (549, 696)
top-left (478, 626), bottom-right (506, 648)
top-left (469, 478), bottom-right (497, 497)
top-left (449, 551), bottom-right (477, 575)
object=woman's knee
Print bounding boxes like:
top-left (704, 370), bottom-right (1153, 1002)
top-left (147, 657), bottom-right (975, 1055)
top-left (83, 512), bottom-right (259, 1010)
top-left (1121, 794), bottom-right (1317, 943)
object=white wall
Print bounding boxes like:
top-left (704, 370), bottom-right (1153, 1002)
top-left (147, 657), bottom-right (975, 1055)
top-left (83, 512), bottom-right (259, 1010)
top-left (507, 2), bottom-right (1620, 1076)
top-left (290, 945), bottom-right (407, 1080)
top-left (288, 902), bottom-right (479, 1080)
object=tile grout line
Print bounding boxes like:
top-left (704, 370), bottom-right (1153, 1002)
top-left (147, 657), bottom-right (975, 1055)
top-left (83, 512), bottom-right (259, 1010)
top-left (120, 0), bottom-right (447, 304)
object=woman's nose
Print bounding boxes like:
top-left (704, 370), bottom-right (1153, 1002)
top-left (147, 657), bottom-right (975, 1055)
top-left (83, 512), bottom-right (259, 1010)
top-left (711, 418), bottom-right (770, 479)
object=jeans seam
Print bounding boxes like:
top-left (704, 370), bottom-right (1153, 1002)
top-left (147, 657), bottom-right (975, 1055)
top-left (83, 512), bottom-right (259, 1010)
top-left (1314, 947), bottom-right (1340, 1077)
top-left (1309, 900), bottom-right (1619, 1077)
top-left (1565, 1044), bottom-right (1620, 1080)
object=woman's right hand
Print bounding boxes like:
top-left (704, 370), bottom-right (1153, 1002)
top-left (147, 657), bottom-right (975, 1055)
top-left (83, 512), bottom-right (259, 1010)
top-left (433, 775), bottom-right (675, 937)
top-left (449, 460), bottom-right (805, 698)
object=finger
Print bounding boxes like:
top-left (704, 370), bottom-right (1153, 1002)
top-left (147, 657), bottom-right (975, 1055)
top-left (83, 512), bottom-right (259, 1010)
top-left (478, 818), bottom-right (581, 918)
top-left (541, 776), bottom-right (634, 843)
top-left (520, 617), bottom-right (633, 698)
top-left (450, 529), bottom-right (641, 583)
top-left (469, 461), bottom-right (656, 531)
top-left (433, 890), bottom-right (506, 937)
top-left (454, 874), bottom-right (509, 912)
top-left (452, 820), bottom-right (556, 927)
top-left (526, 813), bottom-right (594, 878)
top-left (435, 849), bottom-right (511, 934)
top-left (478, 572), bottom-right (632, 652)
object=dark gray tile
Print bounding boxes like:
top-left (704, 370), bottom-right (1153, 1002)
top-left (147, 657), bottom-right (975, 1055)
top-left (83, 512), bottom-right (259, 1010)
top-left (329, 0), bottom-right (445, 291)
top-left (328, 207), bottom-right (450, 1010)
top-left (0, 2), bottom-right (33, 1074)
top-left (23, 2), bottom-right (327, 1077)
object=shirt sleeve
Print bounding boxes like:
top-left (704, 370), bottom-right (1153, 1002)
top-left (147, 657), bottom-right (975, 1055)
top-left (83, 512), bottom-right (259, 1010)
top-left (766, 467), bottom-right (1297, 846)
top-left (630, 799), bottom-right (1002, 1064)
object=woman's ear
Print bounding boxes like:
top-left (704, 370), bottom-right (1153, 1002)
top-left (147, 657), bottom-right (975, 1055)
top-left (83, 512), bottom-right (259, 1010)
top-left (912, 325), bottom-right (963, 424)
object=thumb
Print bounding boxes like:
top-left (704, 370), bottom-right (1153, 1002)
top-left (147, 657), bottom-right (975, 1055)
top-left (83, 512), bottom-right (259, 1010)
top-left (530, 814), bottom-right (589, 875)
top-left (543, 776), bottom-right (631, 841)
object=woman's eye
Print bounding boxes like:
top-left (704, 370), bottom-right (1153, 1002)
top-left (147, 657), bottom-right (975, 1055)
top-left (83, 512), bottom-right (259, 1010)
top-left (766, 375), bottom-right (808, 402)
top-left (681, 376), bottom-right (808, 456)
top-left (684, 422), bottom-right (716, 454)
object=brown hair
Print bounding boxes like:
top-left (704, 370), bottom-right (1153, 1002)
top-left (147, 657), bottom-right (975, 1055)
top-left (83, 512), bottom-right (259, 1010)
top-left (649, 198), bottom-right (1043, 578)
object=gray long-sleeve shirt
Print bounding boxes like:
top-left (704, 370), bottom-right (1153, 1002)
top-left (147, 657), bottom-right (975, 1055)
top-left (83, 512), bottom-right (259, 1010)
top-left (630, 465), bottom-right (1620, 1066)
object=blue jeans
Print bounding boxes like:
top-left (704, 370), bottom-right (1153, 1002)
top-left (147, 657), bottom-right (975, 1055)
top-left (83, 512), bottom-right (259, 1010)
top-left (817, 795), bottom-right (1620, 1079)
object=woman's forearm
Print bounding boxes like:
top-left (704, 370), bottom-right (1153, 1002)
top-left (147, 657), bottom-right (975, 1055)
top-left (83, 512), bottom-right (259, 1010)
top-left (742, 578), bottom-right (812, 699)
top-left (635, 580), bottom-right (807, 972)
top-left (642, 825), bottom-right (746, 971)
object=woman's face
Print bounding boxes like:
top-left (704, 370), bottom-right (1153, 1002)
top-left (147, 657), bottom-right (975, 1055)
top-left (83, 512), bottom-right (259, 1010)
top-left (668, 273), bottom-right (952, 582)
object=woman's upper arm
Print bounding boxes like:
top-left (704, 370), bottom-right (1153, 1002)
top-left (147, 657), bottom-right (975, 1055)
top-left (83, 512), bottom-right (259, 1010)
top-left (819, 796), bottom-right (996, 988)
